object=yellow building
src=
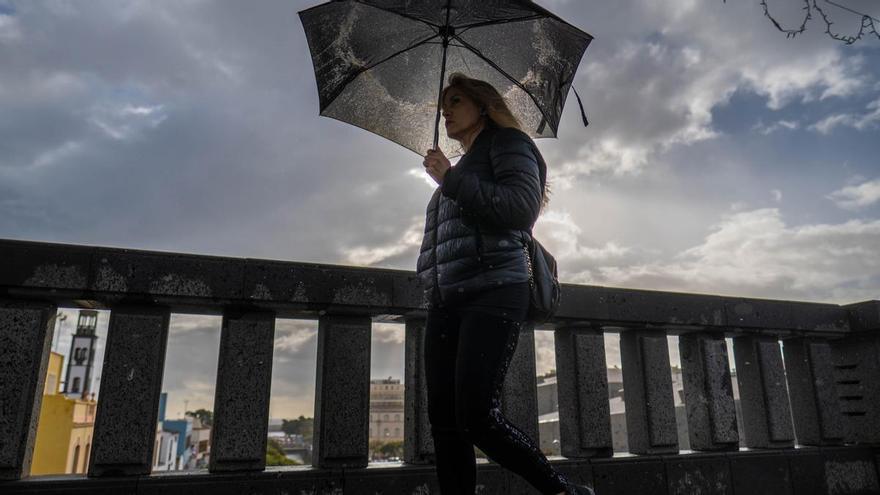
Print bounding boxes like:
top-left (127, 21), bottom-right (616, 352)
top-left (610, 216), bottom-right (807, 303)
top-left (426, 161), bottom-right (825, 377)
top-left (30, 352), bottom-right (97, 475)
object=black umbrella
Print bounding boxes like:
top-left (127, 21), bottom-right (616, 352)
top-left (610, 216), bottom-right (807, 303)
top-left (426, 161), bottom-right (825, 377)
top-left (298, 0), bottom-right (592, 158)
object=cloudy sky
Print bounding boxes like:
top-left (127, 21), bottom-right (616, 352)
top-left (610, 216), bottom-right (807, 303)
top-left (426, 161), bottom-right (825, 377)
top-left (5, 1), bottom-right (879, 420)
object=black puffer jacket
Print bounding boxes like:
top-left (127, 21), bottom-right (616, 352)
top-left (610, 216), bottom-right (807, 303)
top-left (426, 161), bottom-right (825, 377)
top-left (416, 124), bottom-right (545, 308)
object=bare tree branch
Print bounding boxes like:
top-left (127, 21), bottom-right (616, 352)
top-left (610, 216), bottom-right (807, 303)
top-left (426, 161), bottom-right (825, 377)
top-left (725, 0), bottom-right (880, 44)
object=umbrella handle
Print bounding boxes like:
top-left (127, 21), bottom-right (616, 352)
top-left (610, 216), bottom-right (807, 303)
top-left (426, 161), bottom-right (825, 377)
top-left (432, 0), bottom-right (453, 151)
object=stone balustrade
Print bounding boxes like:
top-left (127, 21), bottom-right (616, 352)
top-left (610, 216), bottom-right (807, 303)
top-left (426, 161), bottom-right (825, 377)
top-left (1, 238), bottom-right (878, 494)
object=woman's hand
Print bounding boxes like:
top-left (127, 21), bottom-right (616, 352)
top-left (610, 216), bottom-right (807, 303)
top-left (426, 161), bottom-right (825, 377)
top-left (423, 148), bottom-right (451, 186)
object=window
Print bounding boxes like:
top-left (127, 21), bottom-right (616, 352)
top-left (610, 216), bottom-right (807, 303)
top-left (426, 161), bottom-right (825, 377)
top-left (158, 438), bottom-right (165, 466)
top-left (71, 445), bottom-right (80, 474)
top-left (83, 443), bottom-right (91, 472)
top-left (72, 377), bottom-right (81, 393)
top-left (395, 414), bottom-right (400, 421)
top-left (394, 428), bottom-right (400, 436)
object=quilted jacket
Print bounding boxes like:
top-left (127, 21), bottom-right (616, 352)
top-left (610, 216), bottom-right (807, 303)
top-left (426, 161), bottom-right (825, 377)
top-left (416, 124), bottom-right (546, 308)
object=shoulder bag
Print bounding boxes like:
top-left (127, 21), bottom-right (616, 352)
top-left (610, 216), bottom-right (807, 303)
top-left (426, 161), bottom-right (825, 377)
top-left (521, 230), bottom-right (561, 325)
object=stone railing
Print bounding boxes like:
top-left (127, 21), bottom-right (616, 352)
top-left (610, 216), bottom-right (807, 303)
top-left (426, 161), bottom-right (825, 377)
top-left (0, 238), bottom-right (878, 494)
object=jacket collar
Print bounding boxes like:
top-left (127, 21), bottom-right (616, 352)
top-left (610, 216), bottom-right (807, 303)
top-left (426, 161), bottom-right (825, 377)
top-left (464, 124), bottom-right (497, 156)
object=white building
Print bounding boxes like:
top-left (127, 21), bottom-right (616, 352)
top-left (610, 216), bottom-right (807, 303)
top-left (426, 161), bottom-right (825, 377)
top-left (369, 377), bottom-right (404, 442)
top-left (152, 422), bottom-right (179, 472)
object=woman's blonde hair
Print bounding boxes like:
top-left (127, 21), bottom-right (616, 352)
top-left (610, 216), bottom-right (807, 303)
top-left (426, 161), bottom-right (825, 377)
top-left (440, 72), bottom-right (551, 211)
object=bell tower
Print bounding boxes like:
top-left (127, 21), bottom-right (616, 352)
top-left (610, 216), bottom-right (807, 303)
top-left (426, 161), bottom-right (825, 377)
top-left (63, 310), bottom-right (99, 399)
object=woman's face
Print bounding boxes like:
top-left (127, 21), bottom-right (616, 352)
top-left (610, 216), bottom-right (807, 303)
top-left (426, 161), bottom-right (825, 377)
top-left (442, 88), bottom-right (483, 142)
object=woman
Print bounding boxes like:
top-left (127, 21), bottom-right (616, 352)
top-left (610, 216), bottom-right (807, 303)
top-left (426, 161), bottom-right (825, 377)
top-left (417, 72), bottom-right (596, 495)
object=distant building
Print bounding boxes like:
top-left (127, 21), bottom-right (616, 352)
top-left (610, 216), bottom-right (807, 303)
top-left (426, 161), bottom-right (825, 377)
top-left (369, 377), bottom-right (404, 442)
top-left (152, 425), bottom-right (179, 472)
top-left (152, 393), bottom-right (211, 470)
top-left (162, 417), bottom-right (194, 470)
top-left (30, 352), bottom-right (97, 475)
top-left (190, 416), bottom-right (211, 468)
top-left (63, 310), bottom-right (99, 400)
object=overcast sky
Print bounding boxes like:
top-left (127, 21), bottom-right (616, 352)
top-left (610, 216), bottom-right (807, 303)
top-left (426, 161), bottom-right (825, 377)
top-left (5, 1), bottom-right (879, 420)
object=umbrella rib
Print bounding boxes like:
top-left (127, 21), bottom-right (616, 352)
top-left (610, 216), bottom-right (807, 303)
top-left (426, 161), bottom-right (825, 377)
top-left (451, 35), bottom-right (557, 136)
top-left (424, 41), bottom-right (468, 48)
top-left (352, 0), bottom-right (441, 31)
top-left (320, 33), bottom-right (440, 113)
top-left (455, 14), bottom-right (547, 36)
top-left (362, 34), bottom-right (440, 72)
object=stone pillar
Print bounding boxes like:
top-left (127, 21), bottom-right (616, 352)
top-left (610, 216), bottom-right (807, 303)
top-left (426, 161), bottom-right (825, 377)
top-left (89, 306), bottom-right (170, 476)
top-left (0, 300), bottom-right (56, 480)
top-left (210, 310), bottom-right (276, 472)
top-left (619, 329), bottom-right (679, 454)
top-left (403, 317), bottom-right (434, 464)
top-left (732, 336), bottom-right (795, 449)
top-left (554, 324), bottom-right (613, 458)
top-left (679, 332), bottom-right (738, 451)
top-left (500, 323), bottom-right (539, 444)
top-left (782, 337), bottom-right (845, 446)
top-left (313, 314), bottom-right (371, 468)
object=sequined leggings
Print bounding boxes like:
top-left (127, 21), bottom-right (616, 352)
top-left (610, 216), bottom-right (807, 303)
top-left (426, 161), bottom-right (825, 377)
top-left (424, 308), bottom-right (570, 495)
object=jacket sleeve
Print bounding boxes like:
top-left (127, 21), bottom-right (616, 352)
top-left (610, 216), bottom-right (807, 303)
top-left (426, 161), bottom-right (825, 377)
top-left (440, 127), bottom-right (542, 230)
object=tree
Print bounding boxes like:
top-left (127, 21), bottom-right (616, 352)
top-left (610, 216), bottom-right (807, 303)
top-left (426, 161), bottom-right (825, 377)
top-left (281, 415), bottom-right (313, 441)
top-left (727, 0), bottom-right (879, 44)
top-left (369, 439), bottom-right (404, 461)
top-left (266, 438), bottom-right (298, 466)
top-left (186, 408), bottom-right (213, 427)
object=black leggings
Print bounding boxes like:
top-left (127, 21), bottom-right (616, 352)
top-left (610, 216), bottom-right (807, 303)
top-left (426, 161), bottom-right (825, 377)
top-left (424, 307), bottom-right (570, 495)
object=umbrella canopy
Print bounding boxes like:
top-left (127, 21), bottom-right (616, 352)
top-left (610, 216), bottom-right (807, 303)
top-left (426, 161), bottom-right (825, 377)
top-left (298, 0), bottom-right (592, 158)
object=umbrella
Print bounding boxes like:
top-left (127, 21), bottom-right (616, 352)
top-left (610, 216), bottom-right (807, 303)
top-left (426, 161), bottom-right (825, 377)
top-left (298, 0), bottom-right (592, 158)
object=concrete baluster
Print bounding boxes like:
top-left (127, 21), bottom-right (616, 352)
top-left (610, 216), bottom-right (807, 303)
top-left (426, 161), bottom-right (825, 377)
top-left (500, 323), bottom-right (540, 444)
top-left (209, 310), bottom-right (276, 472)
top-left (313, 314), bottom-right (371, 468)
top-left (732, 335), bottom-right (795, 448)
top-left (554, 324), bottom-right (613, 458)
top-left (620, 329), bottom-right (679, 454)
top-left (679, 332), bottom-right (739, 451)
top-left (781, 337), bottom-right (845, 446)
top-left (403, 317), bottom-right (434, 464)
top-left (0, 300), bottom-right (56, 480)
top-left (89, 306), bottom-right (170, 476)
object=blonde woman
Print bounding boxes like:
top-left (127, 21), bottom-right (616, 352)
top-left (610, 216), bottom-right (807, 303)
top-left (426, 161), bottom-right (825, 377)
top-left (417, 72), bottom-right (595, 495)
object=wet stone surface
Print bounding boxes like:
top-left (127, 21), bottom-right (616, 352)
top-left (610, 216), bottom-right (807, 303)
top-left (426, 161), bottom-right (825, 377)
top-left (313, 315), bottom-right (372, 468)
top-left (90, 307), bottom-right (169, 476)
top-left (0, 301), bottom-right (54, 480)
top-left (211, 312), bottom-right (276, 472)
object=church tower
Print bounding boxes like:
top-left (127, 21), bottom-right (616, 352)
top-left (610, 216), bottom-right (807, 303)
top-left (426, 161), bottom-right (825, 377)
top-left (63, 310), bottom-right (99, 399)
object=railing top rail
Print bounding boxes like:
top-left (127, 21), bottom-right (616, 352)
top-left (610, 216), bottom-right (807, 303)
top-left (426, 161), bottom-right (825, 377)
top-left (1, 238), bottom-right (876, 335)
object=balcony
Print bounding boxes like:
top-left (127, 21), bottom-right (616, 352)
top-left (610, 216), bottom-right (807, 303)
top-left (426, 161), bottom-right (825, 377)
top-left (1, 237), bottom-right (878, 494)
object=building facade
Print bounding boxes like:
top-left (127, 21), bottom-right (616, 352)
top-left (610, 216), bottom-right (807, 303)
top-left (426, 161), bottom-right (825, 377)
top-left (369, 377), bottom-right (404, 442)
top-left (30, 352), bottom-right (97, 475)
